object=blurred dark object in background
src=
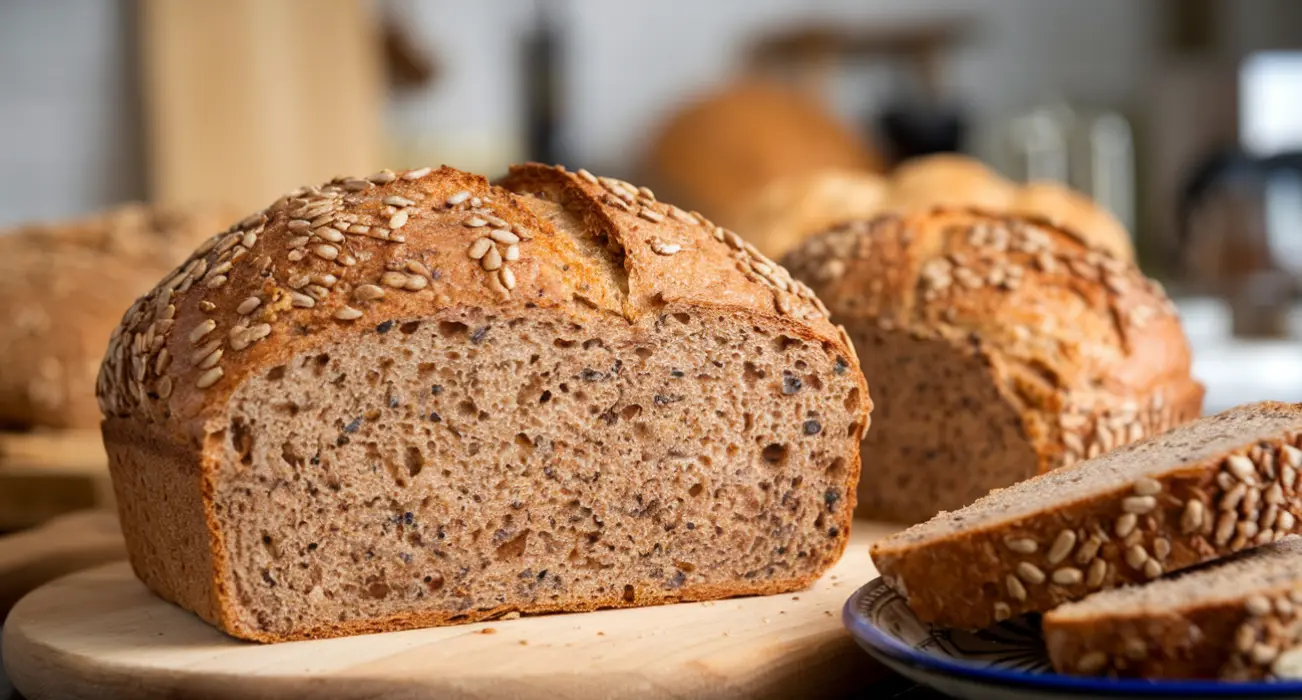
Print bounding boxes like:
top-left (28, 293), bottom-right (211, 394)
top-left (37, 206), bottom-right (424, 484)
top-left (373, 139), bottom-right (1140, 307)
top-left (878, 101), bottom-right (966, 163)
top-left (522, 0), bottom-right (566, 166)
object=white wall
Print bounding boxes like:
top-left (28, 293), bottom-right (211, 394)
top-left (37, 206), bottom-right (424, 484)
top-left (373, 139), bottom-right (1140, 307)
top-left (0, 0), bottom-right (141, 226)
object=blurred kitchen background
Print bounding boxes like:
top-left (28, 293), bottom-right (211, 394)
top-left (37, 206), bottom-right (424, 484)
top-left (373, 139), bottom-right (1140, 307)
top-left (3, 0), bottom-right (1302, 412)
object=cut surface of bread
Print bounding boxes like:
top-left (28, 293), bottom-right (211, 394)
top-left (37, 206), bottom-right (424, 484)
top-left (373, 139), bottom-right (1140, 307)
top-left (1045, 537), bottom-right (1302, 680)
top-left (98, 164), bottom-right (870, 642)
top-left (783, 209), bottom-right (1202, 524)
top-left (871, 402), bottom-right (1302, 630)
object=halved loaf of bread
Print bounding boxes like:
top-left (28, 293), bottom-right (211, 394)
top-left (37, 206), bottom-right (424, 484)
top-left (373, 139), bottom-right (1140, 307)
top-left (1045, 536), bottom-right (1302, 680)
top-left (871, 401), bottom-right (1302, 630)
top-left (96, 164), bottom-right (871, 642)
top-left (783, 208), bottom-right (1203, 523)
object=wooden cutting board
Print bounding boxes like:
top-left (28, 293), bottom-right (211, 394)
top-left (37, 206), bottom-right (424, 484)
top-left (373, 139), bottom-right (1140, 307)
top-left (3, 522), bottom-right (896, 700)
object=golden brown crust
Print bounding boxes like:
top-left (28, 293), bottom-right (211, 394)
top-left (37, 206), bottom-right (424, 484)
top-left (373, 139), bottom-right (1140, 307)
top-left (97, 163), bottom-right (870, 642)
top-left (731, 154), bottom-right (1134, 261)
top-left (872, 407), bottom-right (1302, 630)
top-left (785, 208), bottom-right (1201, 481)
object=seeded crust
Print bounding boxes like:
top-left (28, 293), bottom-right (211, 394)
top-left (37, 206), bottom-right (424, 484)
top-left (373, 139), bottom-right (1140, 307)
top-left (96, 163), bottom-right (871, 642)
top-left (735, 154), bottom-right (1134, 261)
top-left (871, 402), bottom-right (1302, 631)
top-left (783, 208), bottom-right (1202, 523)
top-left (1044, 537), bottom-right (1302, 680)
top-left (0, 204), bottom-right (233, 429)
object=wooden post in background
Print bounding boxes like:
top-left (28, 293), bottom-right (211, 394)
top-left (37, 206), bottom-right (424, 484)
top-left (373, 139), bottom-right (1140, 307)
top-left (138, 0), bottom-right (385, 212)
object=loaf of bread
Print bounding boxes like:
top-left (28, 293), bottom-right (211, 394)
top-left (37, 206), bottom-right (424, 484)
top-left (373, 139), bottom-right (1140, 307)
top-left (642, 80), bottom-right (881, 227)
top-left (783, 209), bottom-right (1202, 523)
top-left (0, 203), bottom-right (232, 429)
top-left (1045, 536), bottom-right (1302, 680)
top-left (732, 154), bottom-right (1134, 261)
top-left (871, 402), bottom-right (1302, 630)
top-left (96, 164), bottom-right (871, 642)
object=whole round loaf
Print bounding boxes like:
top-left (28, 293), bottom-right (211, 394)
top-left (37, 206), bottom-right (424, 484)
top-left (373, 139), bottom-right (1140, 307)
top-left (96, 164), bottom-right (871, 642)
top-left (0, 203), bottom-right (232, 429)
top-left (783, 208), bottom-right (1203, 523)
top-left (729, 155), bottom-right (1135, 262)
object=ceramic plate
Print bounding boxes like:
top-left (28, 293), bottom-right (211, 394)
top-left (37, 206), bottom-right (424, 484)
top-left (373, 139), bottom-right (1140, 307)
top-left (843, 578), bottom-right (1302, 699)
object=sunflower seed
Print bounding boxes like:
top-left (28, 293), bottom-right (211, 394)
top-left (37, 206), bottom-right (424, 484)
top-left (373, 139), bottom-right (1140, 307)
top-left (504, 244), bottom-right (520, 261)
top-left (499, 266), bottom-right (516, 290)
top-left (468, 238), bottom-right (493, 259)
top-left (1181, 499), bottom-right (1205, 533)
top-left (1115, 513), bottom-right (1138, 538)
top-left (1052, 567), bottom-right (1083, 585)
top-left (1006, 575), bottom-right (1027, 601)
top-left (403, 167), bottom-right (431, 180)
top-left (1047, 530), bottom-right (1077, 565)
top-left (237, 297), bottom-right (261, 315)
top-left (1122, 496), bottom-right (1157, 514)
top-left (195, 367), bottom-right (223, 389)
top-left (334, 306), bottom-right (363, 321)
top-left (354, 284), bottom-right (385, 301)
top-left (1133, 478), bottom-right (1162, 497)
top-left (1086, 558), bottom-right (1107, 588)
top-left (1004, 538), bottom-right (1038, 554)
top-left (1227, 454), bottom-right (1257, 482)
top-left (389, 210), bottom-right (409, 229)
top-left (447, 190), bottom-right (471, 206)
top-left (1016, 562), bottom-right (1046, 584)
top-left (482, 246), bottom-right (502, 271)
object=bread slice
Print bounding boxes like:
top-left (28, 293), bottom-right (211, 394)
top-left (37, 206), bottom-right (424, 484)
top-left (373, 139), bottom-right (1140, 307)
top-left (783, 208), bottom-right (1202, 524)
top-left (1045, 537), bottom-right (1302, 680)
top-left (871, 401), bottom-right (1302, 630)
top-left (96, 164), bottom-right (871, 642)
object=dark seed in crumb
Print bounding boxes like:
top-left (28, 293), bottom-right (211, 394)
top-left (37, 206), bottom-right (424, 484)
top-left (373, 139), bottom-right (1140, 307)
top-left (669, 570), bottom-right (686, 588)
top-left (310, 452), bottom-right (321, 465)
top-left (404, 511), bottom-right (414, 525)
top-left (336, 435), bottom-right (350, 447)
top-left (834, 357), bottom-right (848, 375)
top-left (581, 369), bottom-right (605, 381)
top-left (429, 411), bottom-right (442, 422)
top-left (388, 395), bottom-right (400, 408)
top-left (824, 488), bottom-right (841, 508)
top-left (344, 417), bottom-right (363, 433)
top-left (803, 420), bottom-right (822, 436)
top-left (399, 552), bottom-right (412, 564)
top-left (432, 385), bottom-right (443, 395)
top-left (776, 546), bottom-right (787, 555)
top-left (782, 374), bottom-right (802, 395)
top-left (376, 320), bottom-right (395, 334)
top-left (308, 542), bottom-right (318, 551)
top-left (828, 527), bottom-right (839, 538)
top-left (671, 369), bottom-right (684, 378)
top-left (424, 575), bottom-right (432, 583)
top-left (537, 569), bottom-right (548, 580)
top-left (471, 326), bottom-right (489, 344)
top-left (686, 522), bottom-right (696, 530)
top-left (262, 534), bottom-right (272, 545)
top-left (261, 570), bottom-right (275, 586)
top-left (654, 394), bottom-right (684, 406)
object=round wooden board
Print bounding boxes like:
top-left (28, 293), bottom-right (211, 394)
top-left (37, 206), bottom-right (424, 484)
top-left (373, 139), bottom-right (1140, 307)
top-left (3, 522), bottom-right (897, 700)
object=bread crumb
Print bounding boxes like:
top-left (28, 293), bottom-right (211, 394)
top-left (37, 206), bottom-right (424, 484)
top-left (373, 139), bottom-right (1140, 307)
top-left (597, 631), bottom-right (605, 636)
top-left (479, 627), bottom-right (497, 635)
top-left (763, 618), bottom-right (771, 624)
top-left (519, 640), bottom-right (528, 646)
top-left (824, 610), bottom-right (834, 617)
top-left (792, 596), bottom-right (801, 601)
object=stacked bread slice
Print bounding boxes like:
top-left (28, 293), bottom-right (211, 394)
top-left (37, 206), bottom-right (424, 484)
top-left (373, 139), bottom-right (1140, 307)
top-left (871, 401), bottom-right (1302, 680)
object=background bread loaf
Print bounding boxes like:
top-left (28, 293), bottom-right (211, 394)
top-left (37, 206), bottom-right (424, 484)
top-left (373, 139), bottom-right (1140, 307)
top-left (783, 208), bottom-right (1202, 523)
top-left (96, 164), bottom-right (871, 642)
top-left (732, 154), bottom-right (1134, 261)
top-left (0, 203), bottom-right (233, 429)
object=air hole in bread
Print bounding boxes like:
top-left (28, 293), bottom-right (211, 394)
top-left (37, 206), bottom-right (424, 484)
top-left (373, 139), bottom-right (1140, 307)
top-left (620, 404), bottom-right (642, 420)
top-left (495, 531), bottom-right (529, 560)
top-left (634, 347), bottom-right (653, 359)
top-left (672, 313), bottom-right (691, 325)
top-left (843, 387), bottom-right (860, 413)
top-left (622, 584), bottom-right (635, 603)
top-left (688, 483), bottom-right (704, 497)
top-left (267, 365), bottom-right (287, 381)
top-left (553, 338), bottom-right (576, 349)
top-left (230, 417), bottom-right (254, 466)
top-left (743, 362), bottom-right (763, 384)
top-left (405, 446), bottom-right (424, 478)
top-left (774, 335), bottom-right (802, 353)
top-left (583, 338), bottom-right (604, 350)
top-left (762, 443), bottom-right (789, 465)
top-left (400, 321), bottom-right (421, 335)
top-left (438, 321), bottom-right (468, 337)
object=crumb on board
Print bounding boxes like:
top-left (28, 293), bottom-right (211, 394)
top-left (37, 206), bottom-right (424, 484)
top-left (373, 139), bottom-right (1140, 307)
top-left (792, 596), bottom-right (801, 601)
top-left (597, 631), bottom-right (605, 636)
top-left (824, 610), bottom-right (834, 617)
top-left (479, 627), bottom-right (497, 635)
top-left (519, 640), bottom-right (529, 646)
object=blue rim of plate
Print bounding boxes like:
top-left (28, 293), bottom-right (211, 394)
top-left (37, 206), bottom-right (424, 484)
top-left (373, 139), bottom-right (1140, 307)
top-left (843, 577), bottom-right (1302, 697)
